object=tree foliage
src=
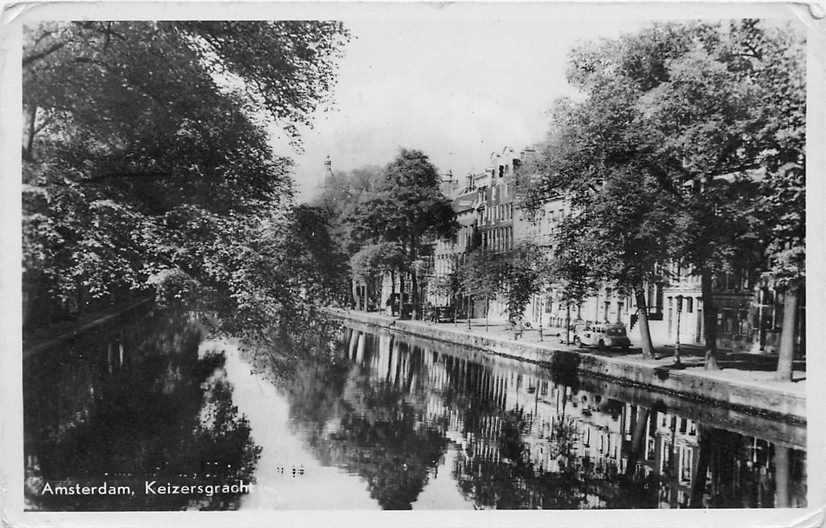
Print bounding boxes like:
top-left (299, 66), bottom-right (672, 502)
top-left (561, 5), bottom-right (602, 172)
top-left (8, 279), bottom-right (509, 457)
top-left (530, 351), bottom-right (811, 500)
top-left (349, 150), bottom-right (457, 248)
top-left (529, 20), bottom-right (805, 367)
top-left (313, 165), bottom-right (384, 255)
top-left (459, 249), bottom-right (506, 309)
top-left (345, 149), bottom-right (458, 315)
top-left (500, 243), bottom-right (548, 324)
top-left (22, 21), bottom-right (350, 329)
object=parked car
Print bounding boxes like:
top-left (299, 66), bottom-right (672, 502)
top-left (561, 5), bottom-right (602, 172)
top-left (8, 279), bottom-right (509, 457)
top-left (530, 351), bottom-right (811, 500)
top-left (573, 322), bottom-right (631, 350)
top-left (433, 306), bottom-right (456, 323)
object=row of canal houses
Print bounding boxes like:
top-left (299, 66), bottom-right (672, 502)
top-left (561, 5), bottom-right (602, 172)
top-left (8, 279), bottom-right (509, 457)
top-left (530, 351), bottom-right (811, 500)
top-left (378, 145), bottom-right (803, 354)
top-left (344, 328), bottom-right (806, 508)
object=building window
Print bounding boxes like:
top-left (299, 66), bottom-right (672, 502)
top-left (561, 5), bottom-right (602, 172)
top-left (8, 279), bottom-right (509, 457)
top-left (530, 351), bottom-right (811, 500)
top-left (686, 297), bottom-right (693, 313)
top-left (680, 447), bottom-right (693, 483)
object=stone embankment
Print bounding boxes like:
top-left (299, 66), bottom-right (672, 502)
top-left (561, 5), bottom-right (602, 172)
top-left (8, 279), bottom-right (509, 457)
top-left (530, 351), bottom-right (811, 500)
top-left (23, 297), bottom-right (153, 360)
top-left (325, 308), bottom-right (806, 426)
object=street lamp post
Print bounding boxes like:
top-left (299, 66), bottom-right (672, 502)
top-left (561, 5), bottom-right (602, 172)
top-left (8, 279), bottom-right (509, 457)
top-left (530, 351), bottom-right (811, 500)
top-left (467, 294), bottom-right (472, 330)
top-left (674, 295), bottom-right (683, 365)
top-left (539, 295), bottom-right (544, 342)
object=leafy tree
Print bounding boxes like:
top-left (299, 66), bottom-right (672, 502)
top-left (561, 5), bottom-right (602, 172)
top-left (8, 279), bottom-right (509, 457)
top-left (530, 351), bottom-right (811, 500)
top-left (500, 242), bottom-right (547, 331)
top-left (349, 149), bottom-right (458, 318)
top-left (632, 20), bottom-right (805, 369)
top-left (349, 242), bottom-right (406, 312)
top-left (544, 212), bottom-right (600, 340)
top-left (431, 270), bottom-right (463, 321)
top-left (314, 165), bottom-right (384, 255)
top-left (311, 165), bottom-right (386, 307)
top-left (734, 22), bottom-right (805, 379)
top-left (22, 21), bottom-right (349, 153)
top-left (285, 205), bottom-right (350, 303)
top-left (22, 21), bottom-right (350, 329)
top-left (531, 20), bottom-right (804, 368)
top-left (530, 91), bottom-right (675, 358)
top-left (459, 248), bottom-right (507, 330)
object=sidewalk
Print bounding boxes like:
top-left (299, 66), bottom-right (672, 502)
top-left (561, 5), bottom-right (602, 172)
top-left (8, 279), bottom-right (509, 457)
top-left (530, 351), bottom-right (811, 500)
top-left (327, 308), bottom-right (806, 423)
top-left (412, 316), bottom-right (806, 388)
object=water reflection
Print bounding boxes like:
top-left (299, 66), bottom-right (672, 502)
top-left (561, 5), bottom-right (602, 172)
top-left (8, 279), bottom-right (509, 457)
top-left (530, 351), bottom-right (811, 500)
top-left (254, 333), bottom-right (449, 509)
top-left (23, 309), bottom-right (261, 511)
top-left (23, 311), bottom-right (808, 511)
top-left (251, 325), bottom-right (806, 510)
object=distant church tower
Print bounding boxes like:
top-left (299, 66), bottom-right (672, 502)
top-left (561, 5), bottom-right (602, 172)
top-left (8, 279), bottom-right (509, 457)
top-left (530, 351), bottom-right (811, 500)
top-left (321, 155), bottom-right (335, 188)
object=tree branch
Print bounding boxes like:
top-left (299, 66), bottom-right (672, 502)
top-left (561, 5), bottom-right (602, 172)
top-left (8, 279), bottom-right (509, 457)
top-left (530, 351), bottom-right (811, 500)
top-left (73, 56), bottom-right (169, 110)
top-left (22, 41), bottom-right (67, 68)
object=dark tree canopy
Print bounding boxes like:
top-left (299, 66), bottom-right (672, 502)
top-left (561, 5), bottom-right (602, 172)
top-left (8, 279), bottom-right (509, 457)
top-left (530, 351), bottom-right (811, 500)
top-left (331, 149), bottom-right (458, 315)
top-left (527, 20), bottom-right (805, 367)
top-left (349, 149), bottom-right (458, 248)
top-left (22, 21), bottom-right (350, 329)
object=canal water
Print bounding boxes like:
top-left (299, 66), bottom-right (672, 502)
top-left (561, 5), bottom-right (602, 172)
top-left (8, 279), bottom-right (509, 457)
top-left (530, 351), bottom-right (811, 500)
top-left (23, 307), bottom-right (807, 510)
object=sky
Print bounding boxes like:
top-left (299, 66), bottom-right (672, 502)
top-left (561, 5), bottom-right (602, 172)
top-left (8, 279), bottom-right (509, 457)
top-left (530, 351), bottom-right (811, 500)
top-left (265, 3), bottom-right (799, 201)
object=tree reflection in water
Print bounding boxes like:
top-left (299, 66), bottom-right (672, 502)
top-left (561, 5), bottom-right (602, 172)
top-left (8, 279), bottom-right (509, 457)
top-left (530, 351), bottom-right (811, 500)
top-left (38, 314), bottom-right (803, 512)
top-left (24, 309), bottom-right (261, 511)
top-left (242, 325), bottom-right (449, 509)
top-left (247, 325), bottom-right (806, 510)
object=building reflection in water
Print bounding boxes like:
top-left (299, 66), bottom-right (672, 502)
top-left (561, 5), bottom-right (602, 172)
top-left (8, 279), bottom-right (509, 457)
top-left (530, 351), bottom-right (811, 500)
top-left (298, 326), bottom-right (806, 510)
top-left (22, 312), bottom-right (807, 511)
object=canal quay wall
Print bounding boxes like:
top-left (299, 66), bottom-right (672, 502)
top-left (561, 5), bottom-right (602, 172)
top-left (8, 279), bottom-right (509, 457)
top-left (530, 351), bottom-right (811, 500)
top-left (23, 297), bottom-right (153, 360)
top-left (324, 308), bottom-right (806, 426)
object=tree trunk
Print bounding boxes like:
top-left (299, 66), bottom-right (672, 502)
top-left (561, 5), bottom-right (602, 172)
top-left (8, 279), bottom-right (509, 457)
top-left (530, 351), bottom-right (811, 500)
top-left (774, 445), bottom-right (790, 507)
top-left (776, 284), bottom-right (799, 381)
top-left (634, 287), bottom-right (655, 359)
top-left (669, 417), bottom-right (679, 508)
top-left (24, 105), bottom-right (37, 162)
top-left (701, 268), bottom-right (720, 370)
top-left (411, 269), bottom-right (419, 320)
top-left (625, 405), bottom-right (649, 478)
top-left (350, 279), bottom-right (357, 309)
top-left (399, 273), bottom-right (406, 319)
top-left (690, 426), bottom-right (711, 508)
top-left (410, 238), bottom-right (419, 319)
top-left (453, 288), bottom-right (458, 326)
top-left (485, 293), bottom-right (489, 332)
